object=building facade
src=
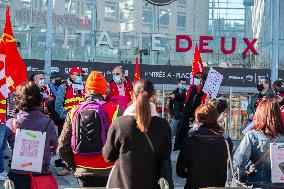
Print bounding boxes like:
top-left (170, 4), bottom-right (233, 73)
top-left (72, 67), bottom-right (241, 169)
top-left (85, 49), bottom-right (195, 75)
top-left (0, 0), bottom-right (282, 140)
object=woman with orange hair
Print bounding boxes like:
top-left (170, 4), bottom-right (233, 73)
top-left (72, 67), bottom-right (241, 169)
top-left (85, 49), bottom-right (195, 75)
top-left (176, 100), bottom-right (232, 189)
top-left (233, 99), bottom-right (284, 188)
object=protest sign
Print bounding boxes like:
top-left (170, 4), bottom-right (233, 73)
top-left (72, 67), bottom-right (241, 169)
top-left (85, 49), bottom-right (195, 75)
top-left (11, 129), bottom-right (46, 173)
top-left (270, 143), bottom-right (284, 183)
top-left (203, 67), bottom-right (223, 98)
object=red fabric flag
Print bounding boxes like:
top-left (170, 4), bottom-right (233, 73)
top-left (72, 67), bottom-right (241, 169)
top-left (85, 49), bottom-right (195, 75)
top-left (191, 44), bottom-right (204, 85)
top-left (2, 6), bottom-right (27, 90)
top-left (134, 57), bottom-right (140, 83)
top-left (192, 43), bottom-right (204, 76)
top-left (0, 6), bottom-right (27, 123)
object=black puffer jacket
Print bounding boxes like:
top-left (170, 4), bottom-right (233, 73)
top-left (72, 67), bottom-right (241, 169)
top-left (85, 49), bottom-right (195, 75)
top-left (176, 126), bottom-right (233, 189)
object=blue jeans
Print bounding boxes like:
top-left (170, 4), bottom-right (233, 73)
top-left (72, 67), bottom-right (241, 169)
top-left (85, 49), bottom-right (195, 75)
top-left (0, 125), bottom-right (7, 173)
top-left (170, 118), bottom-right (180, 138)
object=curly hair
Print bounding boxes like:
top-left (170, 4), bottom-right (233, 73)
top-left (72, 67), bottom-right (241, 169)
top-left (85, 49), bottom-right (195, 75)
top-left (13, 81), bottom-right (42, 112)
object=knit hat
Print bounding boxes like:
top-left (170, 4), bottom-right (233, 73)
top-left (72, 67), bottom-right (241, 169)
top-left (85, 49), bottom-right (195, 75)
top-left (85, 71), bottom-right (107, 95)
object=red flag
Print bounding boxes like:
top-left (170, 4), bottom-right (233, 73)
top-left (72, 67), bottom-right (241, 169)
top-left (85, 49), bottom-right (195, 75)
top-left (191, 44), bottom-right (204, 85)
top-left (192, 43), bottom-right (204, 76)
top-left (2, 5), bottom-right (27, 91)
top-left (134, 57), bottom-right (140, 83)
top-left (0, 5), bottom-right (27, 123)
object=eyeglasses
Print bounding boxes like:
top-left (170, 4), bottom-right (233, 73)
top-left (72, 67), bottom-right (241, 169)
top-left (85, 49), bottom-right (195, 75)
top-left (113, 73), bottom-right (121, 76)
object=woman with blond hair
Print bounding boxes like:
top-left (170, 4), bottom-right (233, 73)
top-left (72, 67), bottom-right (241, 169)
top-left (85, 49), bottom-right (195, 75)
top-left (233, 99), bottom-right (284, 188)
top-left (103, 79), bottom-right (173, 189)
top-left (176, 100), bottom-right (232, 189)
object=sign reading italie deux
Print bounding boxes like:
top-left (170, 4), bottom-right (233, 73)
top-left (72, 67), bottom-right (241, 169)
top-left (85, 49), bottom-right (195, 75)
top-left (147, 0), bottom-right (175, 5)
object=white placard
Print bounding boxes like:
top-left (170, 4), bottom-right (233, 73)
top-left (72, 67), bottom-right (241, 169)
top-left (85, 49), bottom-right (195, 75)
top-left (11, 129), bottom-right (46, 173)
top-left (270, 143), bottom-right (284, 183)
top-left (202, 67), bottom-right (223, 98)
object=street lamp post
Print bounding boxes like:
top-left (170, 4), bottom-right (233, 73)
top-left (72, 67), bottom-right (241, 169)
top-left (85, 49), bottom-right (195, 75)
top-left (91, 0), bottom-right (97, 62)
top-left (270, 0), bottom-right (279, 83)
top-left (44, 0), bottom-right (53, 83)
top-left (150, 4), bottom-right (158, 65)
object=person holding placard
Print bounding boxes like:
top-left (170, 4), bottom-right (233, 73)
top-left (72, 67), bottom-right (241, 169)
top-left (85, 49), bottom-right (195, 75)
top-left (174, 72), bottom-right (208, 151)
top-left (234, 99), bottom-right (284, 188)
top-left (5, 81), bottom-right (58, 189)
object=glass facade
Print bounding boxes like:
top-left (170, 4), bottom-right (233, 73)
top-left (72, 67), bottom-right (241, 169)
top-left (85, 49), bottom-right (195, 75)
top-left (2, 0), bottom-right (283, 140)
top-left (3, 0), bottom-right (281, 69)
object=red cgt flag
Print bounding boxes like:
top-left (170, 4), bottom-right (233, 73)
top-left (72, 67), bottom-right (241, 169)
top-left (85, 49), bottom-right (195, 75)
top-left (0, 5), bottom-right (27, 123)
top-left (1, 5), bottom-right (27, 92)
top-left (134, 56), bottom-right (140, 83)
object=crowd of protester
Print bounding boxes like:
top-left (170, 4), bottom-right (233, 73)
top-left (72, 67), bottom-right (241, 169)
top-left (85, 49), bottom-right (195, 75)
top-left (0, 66), bottom-right (284, 189)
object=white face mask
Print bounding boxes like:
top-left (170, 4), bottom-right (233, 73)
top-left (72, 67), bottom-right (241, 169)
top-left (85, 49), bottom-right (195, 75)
top-left (194, 78), bottom-right (201, 86)
top-left (38, 79), bottom-right (45, 87)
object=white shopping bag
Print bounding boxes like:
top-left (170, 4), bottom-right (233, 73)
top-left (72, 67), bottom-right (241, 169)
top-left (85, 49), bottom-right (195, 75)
top-left (11, 129), bottom-right (46, 173)
top-left (270, 143), bottom-right (284, 183)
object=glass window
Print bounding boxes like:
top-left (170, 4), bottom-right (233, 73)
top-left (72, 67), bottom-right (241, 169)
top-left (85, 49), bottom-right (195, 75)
top-left (177, 0), bottom-right (186, 5)
top-left (142, 10), bottom-right (152, 24)
top-left (177, 15), bottom-right (186, 28)
top-left (105, 4), bottom-right (117, 20)
top-left (159, 11), bottom-right (169, 26)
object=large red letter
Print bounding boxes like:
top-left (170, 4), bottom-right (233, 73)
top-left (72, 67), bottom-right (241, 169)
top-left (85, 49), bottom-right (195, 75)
top-left (242, 38), bottom-right (259, 55)
top-left (221, 37), bottom-right (236, 54)
top-left (176, 35), bottom-right (192, 52)
top-left (199, 36), bottom-right (213, 53)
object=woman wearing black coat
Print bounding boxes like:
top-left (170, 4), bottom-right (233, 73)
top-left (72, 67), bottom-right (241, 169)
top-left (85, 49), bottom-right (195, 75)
top-left (103, 79), bottom-right (173, 189)
top-left (176, 99), bottom-right (233, 189)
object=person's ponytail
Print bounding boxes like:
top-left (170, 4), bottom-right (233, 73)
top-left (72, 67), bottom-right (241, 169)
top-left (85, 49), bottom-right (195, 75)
top-left (133, 79), bottom-right (154, 133)
top-left (136, 91), bottom-right (151, 133)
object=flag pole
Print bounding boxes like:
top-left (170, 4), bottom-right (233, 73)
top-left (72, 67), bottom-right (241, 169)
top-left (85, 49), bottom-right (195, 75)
top-left (44, 0), bottom-right (53, 83)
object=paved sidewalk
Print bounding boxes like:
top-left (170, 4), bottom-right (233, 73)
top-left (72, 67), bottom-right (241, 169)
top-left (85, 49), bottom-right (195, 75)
top-left (0, 150), bottom-right (185, 189)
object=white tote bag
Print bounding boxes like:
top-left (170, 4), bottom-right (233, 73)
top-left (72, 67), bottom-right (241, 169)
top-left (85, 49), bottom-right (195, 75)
top-left (11, 128), bottom-right (46, 173)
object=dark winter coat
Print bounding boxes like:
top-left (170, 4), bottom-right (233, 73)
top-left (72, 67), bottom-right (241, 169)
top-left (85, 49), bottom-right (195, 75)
top-left (168, 88), bottom-right (186, 118)
top-left (102, 116), bottom-right (172, 189)
top-left (174, 86), bottom-right (207, 150)
top-left (176, 126), bottom-right (233, 189)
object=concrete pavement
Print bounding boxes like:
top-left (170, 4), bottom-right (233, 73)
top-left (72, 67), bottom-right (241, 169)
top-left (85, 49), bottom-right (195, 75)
top-left (0, 150), bottom-right (185, 189)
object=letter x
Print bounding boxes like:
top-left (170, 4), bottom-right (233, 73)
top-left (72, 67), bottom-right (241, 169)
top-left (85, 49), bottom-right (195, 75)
top-left (242, 38), bottom-right (259, 55)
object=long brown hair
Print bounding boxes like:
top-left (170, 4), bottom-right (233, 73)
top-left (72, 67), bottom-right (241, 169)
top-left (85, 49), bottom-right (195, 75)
top-left (134, 79), bottom-right (154, 133)
top-left (253, 99), bottom-right (284, 137)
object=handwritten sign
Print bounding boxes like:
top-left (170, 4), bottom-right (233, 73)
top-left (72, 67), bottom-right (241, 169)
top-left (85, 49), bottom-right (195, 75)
top-left (270, 143), bottom-right (284, 183)
top-left (203, 67), bottom-right (223, 98)
top-left (11, 129), bottom-right (46, 173)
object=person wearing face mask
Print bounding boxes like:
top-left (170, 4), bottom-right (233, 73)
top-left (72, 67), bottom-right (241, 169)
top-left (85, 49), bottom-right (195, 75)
top-left (55, 66), bottom-right (85, 176)
top-left (108, 66), bottom-right (133, 112)
top-left (247, 78), bottom-right (273, 121)
top-left (29, 72), bottom-right (51, 114)
top-left (174, 72), bottom-right (208, 151)
top-left (168, 78), bottom-right (187, 139)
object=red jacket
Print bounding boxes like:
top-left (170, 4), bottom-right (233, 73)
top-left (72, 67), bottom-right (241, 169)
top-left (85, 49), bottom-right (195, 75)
top-left (40, 85), bottom-right (56, 114)
top-left (63, 80), bottom-right (85, 113)
top-left (108, 77), bottom-right (133, 111)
